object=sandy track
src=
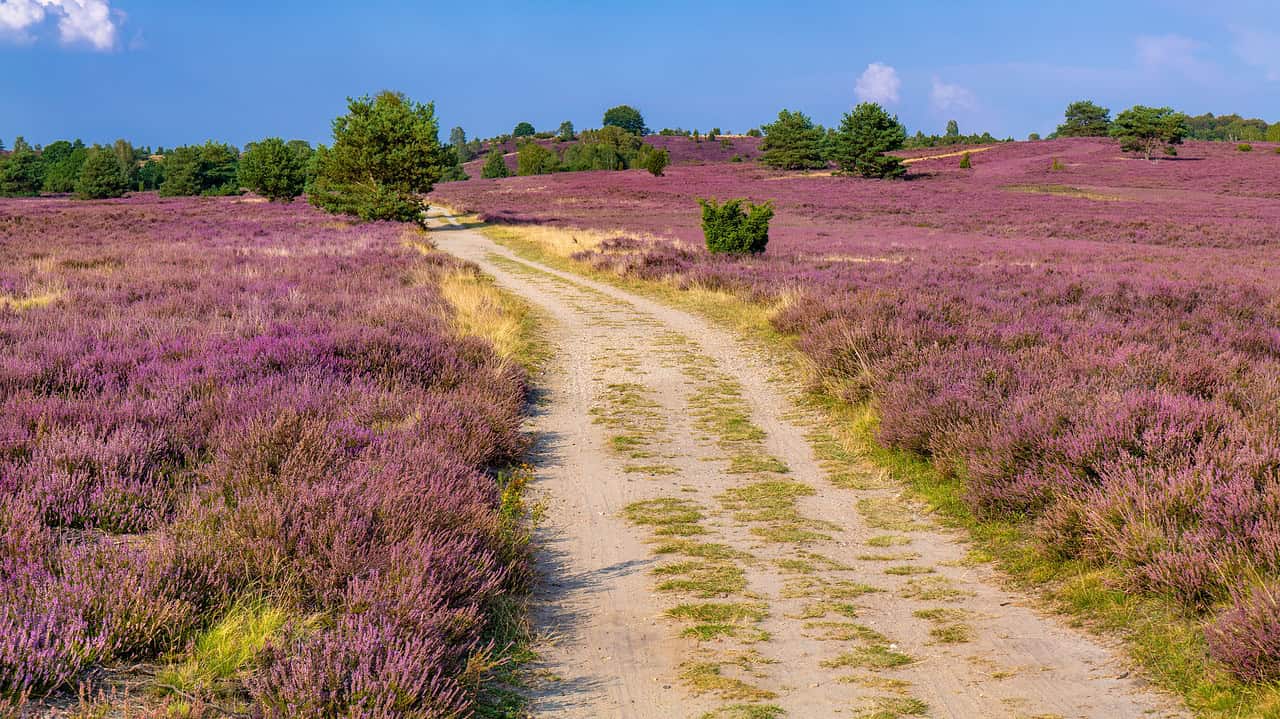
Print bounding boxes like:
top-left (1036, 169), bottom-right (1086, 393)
top-left (427, 211), bottom-right (1185, 719)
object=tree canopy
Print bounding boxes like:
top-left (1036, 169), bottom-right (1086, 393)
top-left (759, 109), bottom-right (826, 170)
top-left (512, 122), bottom-right (536, 137)
top-left (309, 91), bottom-right (449, 223)
top-left (239, 137), bottom-right (310, 202)
top-left (1111, 105), bottom-right (1189, 159)
top-left (481, 149), bottom-right (511, 179)
top-left (829, 103), bottom-right (906, 179)
top-left (602, 105), bottom-right (647, 135)
top-left (1056, 100), bottom-right (1112, 137)
top-left (75, 146), bottom-right (130, 199)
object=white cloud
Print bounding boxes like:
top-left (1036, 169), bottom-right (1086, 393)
top-left (1134, 33), bottom-right (1216, 83)
top-left (0, 0), bottom-right (119, 50)
top-left (1230, 25), bottom-right (1280, 82)
top-left (855, 62), bottom-right (900, 105)
top-left (930, 78), bottom-right (977, 112)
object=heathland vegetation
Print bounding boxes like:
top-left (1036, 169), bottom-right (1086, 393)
top-left (3, 88), bottom-right (1280, 716)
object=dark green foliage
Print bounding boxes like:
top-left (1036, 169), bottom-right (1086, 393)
top-left (636, 144), bottom-right (669, 176)
top-left (159, 142), bottom-right (242, 197)
top-left (557, 121), bottom-right (575, 141)
top-left (516, 142), bottom-right (558, 175)
top-left (904, 128), bottom-right (1001, 149)
top-left (1028, 133), bottom-right (1041, 141)
top-left (75, 146), bottom-right (130, 199)
top-left (239, 137), bottom-right (309, 201)
top-left (1056, 100), bottom-right (1112, 137)
top-left (40, 139), bottom-right (88, 193)
top-left (440, 146), bottom-right (470, 182)
top-left (658, 128), bottom-right (692, 137)
top-left (137, 158), bottom-right (165, 191)
top-left (1238, 143), bottom-right (1253, 152)
top-left (745, 128), bottom-right (762, 138)
top-left (1268, 124), bottom-right (1280, 143)
top-left (1111, 106), bottom-right (1189, 160)
top-left (512, 122), bottom-right (536, 137)
top-left (759, 109), bottom-right (826, 170)
top-left (1187, 113), bottom-right (1268, 142)
top-left (945, 120), bottom-right (960, 138)
top-left (308, 91), bottom-right (448, 223)
top-left (561, 126), bottom-right (640, 171)
top-left (0, 147), bottom-right (43, 197)
top-left (449, 127), bottom-right (473, 162)
top-left (112, 139), bottom-right (140, 188)
top-left (829, 102), bottom-right (906, 179)
top-left (481, 150), bottom-right (511, 179)
top-left (959, 152), bottom-right (972, 169)
top-left (698, 197), bottom-right (774, 255)
top-left (602, 105), bottom-right (647, 135)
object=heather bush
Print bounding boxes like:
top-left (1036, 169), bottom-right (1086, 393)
top-left (699, 198), bottom-right (773, 255)
top-left (1206, 582), bottom-right (1280, 682)
top-left (0, 196), bottom-right (529, 712)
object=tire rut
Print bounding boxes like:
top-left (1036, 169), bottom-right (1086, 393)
top-left (426, 211), bottom-right (1187, 719)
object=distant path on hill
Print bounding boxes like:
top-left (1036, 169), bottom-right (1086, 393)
top-left (426, 209), bottom-right (1186, 719)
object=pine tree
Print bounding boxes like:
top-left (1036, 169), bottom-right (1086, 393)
top-left (75, 146), bottom-right (129, 199)
top-left (829, 103), bottom-right (907, 179)
top-left (759, 109), bottom-right (826, 170)
top-left (481, 149), bottom-right (511, 179)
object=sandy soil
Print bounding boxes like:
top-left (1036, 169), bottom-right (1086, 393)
top-left (427, 210), bottom-right (1187, 719)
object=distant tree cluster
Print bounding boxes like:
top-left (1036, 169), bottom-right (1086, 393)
top-left (160, 142), bottom-right (242, 197)
top-left (0, 136), bottom-right (165, 198)
top-left (904, 120), bottom-right (1006, 149)
top-left (1185, 113), bottom-right (1271, 142)
top-left (239, 138), bottom-right (314, 201)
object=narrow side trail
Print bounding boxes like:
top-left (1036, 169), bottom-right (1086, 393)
top-left (426, 211), bottom-right (1186, 719)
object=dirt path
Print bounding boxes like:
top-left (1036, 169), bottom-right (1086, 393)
top-left (426, 211), bottom-right (1186, 719)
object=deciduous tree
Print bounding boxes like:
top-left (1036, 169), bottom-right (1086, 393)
top-left (602, 105), bottom-right (647, 135)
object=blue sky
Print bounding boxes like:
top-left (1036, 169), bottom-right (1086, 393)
top-left (2, 0), bottom-right (1278, 148)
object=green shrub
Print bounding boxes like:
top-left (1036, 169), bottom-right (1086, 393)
top-left (1051, 157), bottom-right (1066, 171)
top-left (516, 142), bottom-right (559, 175)
top-left (746, 128), bottom-right (762, 138)
top-left (239, 137), bottom-right (309, 201)
top-left (730, 155), bottom-right (744, 163)
top-left (698, 197), bottom-right (774, 255)
top-left (481, 150), bottom-right (511, 179)
top-left (637, 145), bottom-right (669, 176)
top-left (958, 152), bottom-right (972, 169)
top-left (1238, 143), bottom-right (1253, 152)
top-left (75, 146), bottom-right (130, 199)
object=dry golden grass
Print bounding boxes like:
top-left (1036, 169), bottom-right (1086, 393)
top-left (438, 267), bottom-right (528, 362)
top-left (0, 282), bottom-right (65, 311)
top-left (900, 146), bottom-right (994, 164)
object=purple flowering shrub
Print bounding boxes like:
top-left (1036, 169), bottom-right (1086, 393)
top-left (0, 195), bottom-right (528, 713)
top-left (434, 137), bottom-right (1280, 681)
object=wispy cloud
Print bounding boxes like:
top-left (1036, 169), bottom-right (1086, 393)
top-left (855, 62), bottom-right (900, 105)
top-left (1229, 25), bottom-right (1280, 82)
top-left (0, 0), bottom-right (120, 50)
top-left (1135, 33), bottom-right (1216, 84)
top-left (929, 78), bottom-right (977, 113)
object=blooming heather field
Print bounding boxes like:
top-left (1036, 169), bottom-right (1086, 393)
top-left (433, 137), bottom-right (1280, 681)
top-left (0, 196), bottom-right (528, 714)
